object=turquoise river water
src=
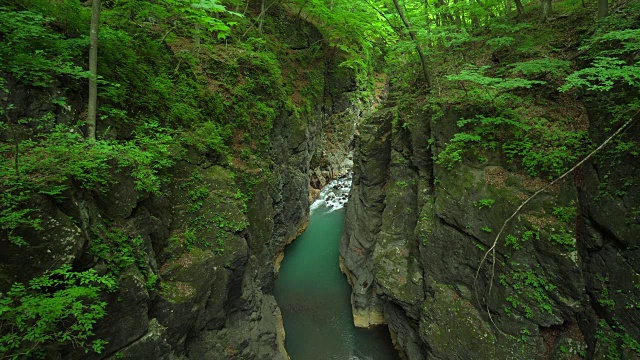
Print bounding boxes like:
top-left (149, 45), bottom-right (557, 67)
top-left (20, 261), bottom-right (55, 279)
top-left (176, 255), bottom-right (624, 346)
top-left (273, 179), bottom-right (400, 360)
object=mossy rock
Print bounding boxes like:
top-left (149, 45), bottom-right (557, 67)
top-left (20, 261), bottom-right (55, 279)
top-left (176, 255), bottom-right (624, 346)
top-left (420, 281), bottom-right (542, 360)
top-left (107, 318), bottom-right (173, 360)
top-left (549, 324), bottom-right (587, 360)
top-left (160, 281), bottom-right (197, 304)
top-left (0, 194), bottom-right (85, 284)
top-left (420, 282), bottom-right (496, 358)
top-left (246, 174), bottom-right (276, 255)
top-left (69, 267), bottom-right (150, 360)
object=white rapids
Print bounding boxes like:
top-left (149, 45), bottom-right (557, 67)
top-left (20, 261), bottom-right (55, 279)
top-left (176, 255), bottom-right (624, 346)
top-left (310, 173), bottom-right (352, 213)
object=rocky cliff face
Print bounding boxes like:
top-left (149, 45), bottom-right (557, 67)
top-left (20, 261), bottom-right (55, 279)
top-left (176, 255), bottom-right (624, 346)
top-left (0, 9), bottom-right (363, 360)
top-left (341, 97), bottom-right (640, 359)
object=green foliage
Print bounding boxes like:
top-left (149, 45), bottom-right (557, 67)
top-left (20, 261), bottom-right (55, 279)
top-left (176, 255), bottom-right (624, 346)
top-left (522, 229), bottom-right (540, 241)
top-left (507, 58), bottom-right (571, 78)
top-left (187, 186), bottom-right (211, 213)
top-left (90, 227), bottom-right (147, 274)
top-left (503, 117), bottom-right (588, 178)
top-left (145, 273), bottom-right (159, 291)
top-left (446, 65), bottom-right (546, 91)
top-left (561, 27), bottom-right (640, 93)
top-left (116, 122), bottom-right (178, 194)
top-left (180, 122), bottom-right (230, 163)
top-left (0, 265), bottom-right (115, 359)
top-left (505, 228), bottom-right (538, 250)
top-left (474, 198), bottom-right (495, 209)
top-left (430, 8), bottom-right (639, 187)
top-left (292, 0), bottom-right (392, 92)
top-left (596, 319), bottom-right (640, 359)
top-left (0, 7), bottom-right (89, 87)
top-left (501, 265), bottom-right (557, 319)
top-left (183, 228), bottom-right (203, 251)
top-left (597, 286), bottom-right (616, 309)
top-left (1, 122), bottom-right (111, 246)
top-left (505, 234), bottom-right (521, 250)
top-left (548, 228), bottom-right (576, 252)
top-left (486, 36), bottom-right (514, 50)
top-left (560, 57), bottom-right (640, 92)
top-left (580, 28), bottom-right (640, 57)
top-left (0, 186), bottom-right (42, 247)
top-left (552, 205), bottom-right (577, 223)
top-left (165, 0), bottom-right (241, 40)
top-left (437, 65), bottom-right (586, 176)
top-left (19, 124), bottom-right (114, 191)
top-left (0, 119), bottom-right (181, 246)
top-left (435, 132), bottom-right (481, 168)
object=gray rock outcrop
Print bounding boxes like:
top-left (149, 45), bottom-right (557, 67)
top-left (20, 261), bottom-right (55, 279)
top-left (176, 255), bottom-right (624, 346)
top-left (340, 96), bottom-right (639, 359)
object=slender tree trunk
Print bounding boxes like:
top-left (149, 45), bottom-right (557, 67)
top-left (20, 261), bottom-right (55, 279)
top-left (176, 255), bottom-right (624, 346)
top-left (392, 0), bottom-right (432, 90)
top-left (437, 0), bottom-right (455, 25)
top-left (514, 0), bottom-right (524, 18)
top-left (469, 0), bottom-right (480, 29)
top-left (14, 137), bottom-right (19, 177)
top-left (3, 114), bottom-right (19, 177)
top-left (2, 85), bottom-right (18, 177)
top-left (598, 0), bottom-right (608, 17)
top-left (539, 0), bottom-right (551, 21)
top-left (195, 22), bottom-right (201, 54)
top-left (258, 0), bottom-right (265, 35)
top-left (454, 0), bottom-right (462, 26)
top-left (87, 0), bottom-right (100, 141)
top-left (471, 14), bottom-right (480, 29)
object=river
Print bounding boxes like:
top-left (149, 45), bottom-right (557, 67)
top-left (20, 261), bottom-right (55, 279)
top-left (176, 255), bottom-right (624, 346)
top-left (274, 176), bottom-right (400, 360)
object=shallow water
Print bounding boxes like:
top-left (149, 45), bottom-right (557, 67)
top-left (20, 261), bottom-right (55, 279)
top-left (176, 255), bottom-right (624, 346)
top-left (274, 178), bottom-right (400, 360)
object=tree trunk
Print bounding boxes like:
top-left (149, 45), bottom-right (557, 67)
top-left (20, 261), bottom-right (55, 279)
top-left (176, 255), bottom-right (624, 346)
top-left (195, 22), bottom-right (201, 55)
top-left (514, 0), bottom-right (524, 18)
top-left (539, 0), bottom-right (551, 21)
top-left (598, 0), bottom-right (608, 17)
top-left (437, 0), bottom-right (455, 25)
top-left (87, 0), bottom-right (100, 142)
top-left (469, 0), bottom-right (480, 29)
top-left (259, 0), bottom-right (265, 35)
top-left (454, 0), bottom-right (462, 26)
top-left (392, 0), bottom-right (432, 90)
top-left (471, 14), bottom-right (480, 29)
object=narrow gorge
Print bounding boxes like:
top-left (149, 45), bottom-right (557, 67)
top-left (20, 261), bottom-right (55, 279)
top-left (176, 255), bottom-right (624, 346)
top-left (1, 0), bottom-right (639, 359)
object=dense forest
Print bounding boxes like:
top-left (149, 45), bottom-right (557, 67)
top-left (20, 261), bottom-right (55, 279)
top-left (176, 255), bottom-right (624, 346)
top-left (0, 0), bottom-right (639, 358)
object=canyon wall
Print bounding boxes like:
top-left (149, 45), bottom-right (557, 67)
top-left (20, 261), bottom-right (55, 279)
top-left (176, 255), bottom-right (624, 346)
top-left (340, 95), bottom-right (639, 359)
top-left (0, 7), bottom-right (362, 359)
